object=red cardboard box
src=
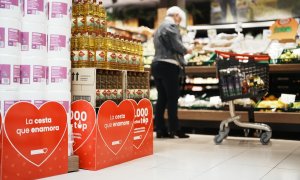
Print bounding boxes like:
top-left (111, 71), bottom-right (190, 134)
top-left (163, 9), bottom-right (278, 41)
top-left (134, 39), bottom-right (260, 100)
top-left (129, 99), bottom-right (153, 159)
top-left (1, 102), bottom-right (68, 179)
top-left (72, 99), bottom-right (153, 170)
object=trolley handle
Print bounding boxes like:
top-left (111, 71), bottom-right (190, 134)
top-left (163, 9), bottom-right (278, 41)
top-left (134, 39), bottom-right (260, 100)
top-left (215, 51), bottom-right (270, 61)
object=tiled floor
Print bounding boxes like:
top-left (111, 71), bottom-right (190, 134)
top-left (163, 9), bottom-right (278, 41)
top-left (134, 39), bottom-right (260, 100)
top-left (44, 135), bottom-right (300, 180)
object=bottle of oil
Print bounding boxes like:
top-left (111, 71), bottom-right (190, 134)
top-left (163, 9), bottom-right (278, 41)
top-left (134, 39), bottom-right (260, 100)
top-left (93, 0), bottom-right (99, 34)
top-left (120, 36), bottom-right (127, 70)
top-left (78, 32), bottom-right (89, 67)
top-left (123, 37), bottom-right (129, 70)
top-left (84, 0), bottom-right (94, 34)
top-left (88, 33), bottom-right (95, 67)
top-left (128, 38), bottom-right (134, 71)
top-left (95, 32), bottom-right (107, 69)
top-left (106, 33), bottom-right (117, 69)
top-left (71, 1), bottom-right (78, 35)
top-left (71, 35), bottom-right (79, 68)
top-left (77, 0), bottom-right (86, 34)
top-left (97, 1), bottom-right (106, 35)
top-left (132, 39), bottom-right (139, 71)
top-left (137, 40), bottom-right (144, 71)
top-left (115, 35), bottom-right (123, 70)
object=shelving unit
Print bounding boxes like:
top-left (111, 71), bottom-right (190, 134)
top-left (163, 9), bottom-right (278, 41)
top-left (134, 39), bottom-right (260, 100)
top-left (164, 109), bottom-right (300, 124)
top-left (177, 64), bottom-right (300, 124)
top-left (184, 64), bottom-right (300, 74)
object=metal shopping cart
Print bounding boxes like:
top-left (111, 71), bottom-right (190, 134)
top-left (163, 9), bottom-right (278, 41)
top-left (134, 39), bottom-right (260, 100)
top-left (214, 51), bottom-right (272, 145)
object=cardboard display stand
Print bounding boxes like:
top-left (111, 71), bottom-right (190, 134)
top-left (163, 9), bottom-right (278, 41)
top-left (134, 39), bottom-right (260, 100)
top-left (71, 99), bottom-right (153, 170)
top-left (0, 102), bottom-right (68, 179)
top-left (129, 99), bottom-right (153, 159)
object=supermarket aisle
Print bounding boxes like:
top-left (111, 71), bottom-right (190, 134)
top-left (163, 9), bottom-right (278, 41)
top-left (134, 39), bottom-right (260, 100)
top-left (44, 135), bottom-right (300, 180)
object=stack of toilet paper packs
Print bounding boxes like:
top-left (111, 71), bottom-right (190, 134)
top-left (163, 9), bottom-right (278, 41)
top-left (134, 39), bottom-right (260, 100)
top-left (0, 0), bottom-right (72, 155)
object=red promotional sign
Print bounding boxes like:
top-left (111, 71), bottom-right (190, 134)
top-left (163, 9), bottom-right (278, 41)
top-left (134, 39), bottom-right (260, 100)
top-left (4, 102), bottom-right (67, 167)
top-left (129, 99), bottom-right (153, 149)
top-left (2, 101), bottom-right (68, 179)
top-left (97, 100), bottom-right (135, 155)
top-left (71, 99), bottom-right (153, 170)
top-left (0, 113), bottom-right (1, 133)
top-left (71, 100), bottom-right (96, 152)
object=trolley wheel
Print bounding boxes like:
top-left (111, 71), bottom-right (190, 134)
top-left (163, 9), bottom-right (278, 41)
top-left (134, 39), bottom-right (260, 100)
top-left (214, 134), bottom-right (223, 144)
top-left (260, 131), bottom-right (272, 145)
top-left (243, 129), bottom-right (250, 137)
top-left (214, 127), bottom-right (230, 144)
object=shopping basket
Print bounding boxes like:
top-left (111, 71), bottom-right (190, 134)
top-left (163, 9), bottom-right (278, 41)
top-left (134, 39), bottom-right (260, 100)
top-left (214, 51), bottom-right (272, 145)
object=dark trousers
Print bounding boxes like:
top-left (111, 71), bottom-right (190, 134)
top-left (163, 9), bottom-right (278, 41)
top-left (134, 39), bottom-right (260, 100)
top-left (151, 61), bottom-right (180, 133)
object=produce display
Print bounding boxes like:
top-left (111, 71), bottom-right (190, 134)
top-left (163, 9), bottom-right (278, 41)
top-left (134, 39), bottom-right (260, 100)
top-left (277, 49), bottom-right (300, 63)
top-left (255, 95), bottom-right (300, 112)
top-left (186, 52), bottom-right (215, 66)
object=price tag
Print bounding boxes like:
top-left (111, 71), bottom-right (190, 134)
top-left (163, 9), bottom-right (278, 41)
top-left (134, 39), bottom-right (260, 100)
top-left (209, 96), bottom-right (222, 104)
top-left (280, 93), bottom-right (296, 104)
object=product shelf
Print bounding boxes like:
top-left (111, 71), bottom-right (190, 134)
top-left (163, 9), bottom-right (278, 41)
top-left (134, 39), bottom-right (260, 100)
top-left (165, 109), bottom-right (249, 122)
top-left (254, 111), bottom-right (300, 124)
top-left (184, 64), bottom-right (300, 74)
top-left (165, 109), bottom-right (300, 124)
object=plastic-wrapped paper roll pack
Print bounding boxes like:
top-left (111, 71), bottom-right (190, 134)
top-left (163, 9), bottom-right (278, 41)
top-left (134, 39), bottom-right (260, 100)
top-left (20, 57), bottom-right (46, 90)
top-left (47, 60), bottom-right (71, 90)
top-left (0, 0), bottom-right (22, 19)
top-left (21, 21), bottom-right (47, 57)
top-left (0, 54), bottom-right (20, 90)
top-left (0, 17), bottom-right (21, 55)
top-left (19, 90), bottom-right (46, 107)
top-left (0, 90), bottom-right (19, 117)
top-left (22, 0), bottom-right (47, 23)
top-left (48, 0), bottom-right (72, 27)
top-left (46, 90), bottom-right (70, 114)
top-left (48, 26), bottom-right (71, 60)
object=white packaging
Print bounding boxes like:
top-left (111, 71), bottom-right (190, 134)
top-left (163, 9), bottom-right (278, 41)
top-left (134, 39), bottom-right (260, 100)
top-left (47, 26), bottom-right (70, 60)
top-left (0, 90), bottom-right (19, 117)
top-left (0, 17), bottom-right (21, 55)
top-left (46, 60), bottom-right (71, 90)
top-left (0, 0), bottom-right (22, 19)
top-left (21, 21), bottom-right (47, 57)
top-left (20, 57), bottom-right (46, 90)
top-left (48, 0), bottom-right (72, 28)
top-left (18, 90), bottom-right (47, 107)
top-left (22, 0), bottom-right (47, 23)
top-left (46, 90), bottom-right (70, 114)
top-left (0, 54), bottom-right (20, 90)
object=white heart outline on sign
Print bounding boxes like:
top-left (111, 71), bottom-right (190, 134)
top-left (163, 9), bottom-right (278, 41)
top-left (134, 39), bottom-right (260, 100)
top-left (132, 99), bottom-right (153, 149)
top-left (71, 100), bottom-right (97, 153)
top-left (0, 113), bottom-right (2, 134)
top-left (97, 100), bottom-right (134, 156)
top-left (4, 101), bottom-right (68, 167)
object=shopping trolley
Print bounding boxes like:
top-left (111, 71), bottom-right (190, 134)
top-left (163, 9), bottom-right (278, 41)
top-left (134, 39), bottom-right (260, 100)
top-left (214, 51), bottom-right (272, 145)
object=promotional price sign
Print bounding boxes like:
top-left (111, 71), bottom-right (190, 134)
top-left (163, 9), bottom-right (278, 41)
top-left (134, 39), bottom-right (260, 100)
top-left (270, 18), bottom-right (299, 42)
top-left (98, 100), bottom-right (134, 155)
top-left (129, 99), bottom-right (153, 159)
top-left (71, 100), bottom-right (97, 169)
top-left (1, 102), bottom-right (68, 179)
top-left (71, 99), bottom-right (153, 170)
